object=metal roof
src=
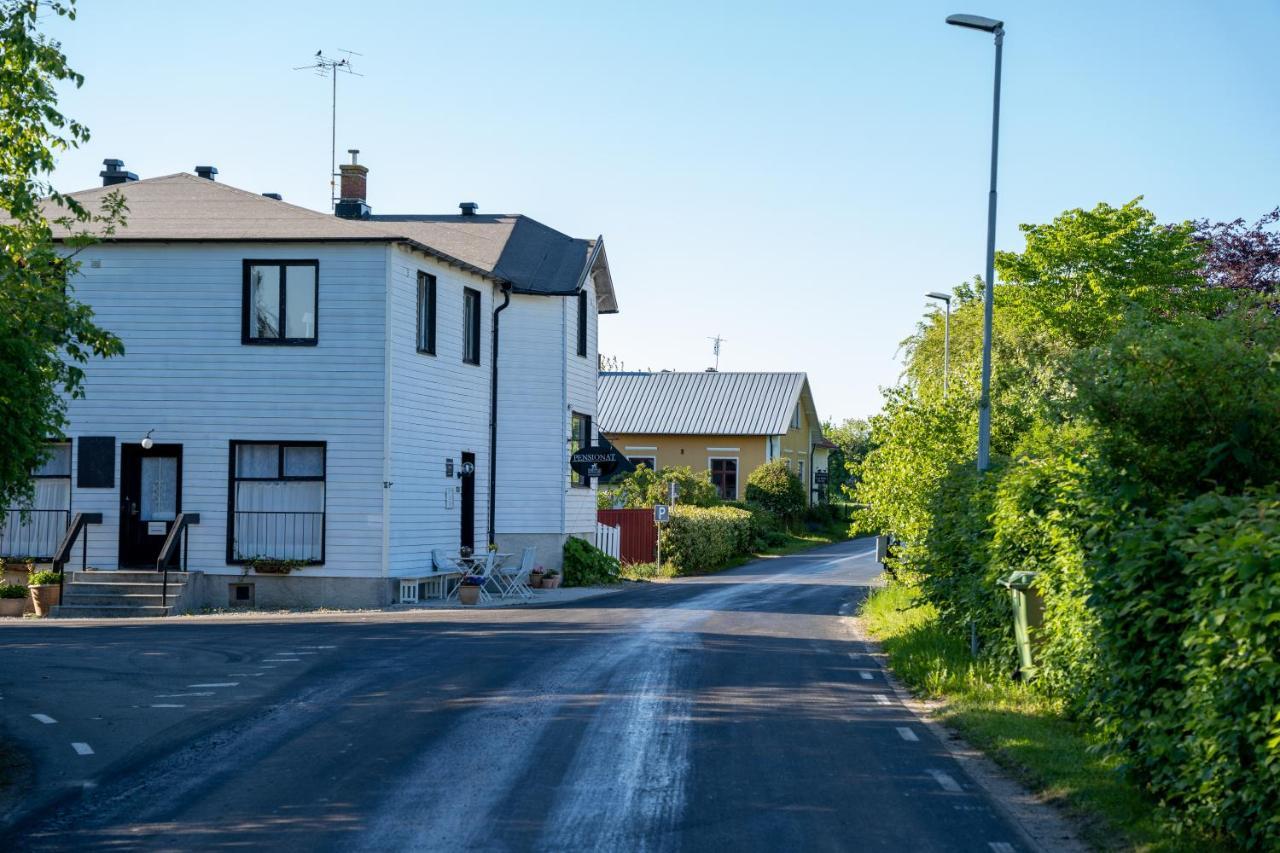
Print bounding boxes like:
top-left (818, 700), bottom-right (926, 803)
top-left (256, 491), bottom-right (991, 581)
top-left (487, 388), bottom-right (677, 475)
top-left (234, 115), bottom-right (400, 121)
top-left (597, 371), bottom-right (810, 436)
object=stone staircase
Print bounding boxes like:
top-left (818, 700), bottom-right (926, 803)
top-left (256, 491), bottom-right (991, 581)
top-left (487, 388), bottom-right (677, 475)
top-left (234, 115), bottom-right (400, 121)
top-left (53, 570), bottom-right (189, 618)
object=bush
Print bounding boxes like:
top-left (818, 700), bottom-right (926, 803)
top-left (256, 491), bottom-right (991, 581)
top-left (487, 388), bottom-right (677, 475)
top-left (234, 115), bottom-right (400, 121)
top-left (562, 536), bottom-right (619, 586)
top-left (597, 464), bottom-right (720, 510)
top-left (27, 570), bottom-right (60, 586)
top-left (744, 460), bottom-right (805, 520)
top-left (0, 583), bottom-right (27, 599)
top-left (658, 505), bottom-right (752, 574)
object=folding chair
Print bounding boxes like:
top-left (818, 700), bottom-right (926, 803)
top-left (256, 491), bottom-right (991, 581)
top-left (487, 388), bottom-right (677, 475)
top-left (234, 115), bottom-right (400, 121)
top-left (501, 547), bottom-right (536, 600)
top-left (471, 550), bottom-right (500, 602)
top-left (433, 549), bottom-right (465, 600)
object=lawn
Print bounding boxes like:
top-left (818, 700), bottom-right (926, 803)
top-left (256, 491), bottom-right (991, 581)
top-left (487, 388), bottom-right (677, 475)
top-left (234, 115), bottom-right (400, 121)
top-left (859, 583), bottom-right (1230, 853)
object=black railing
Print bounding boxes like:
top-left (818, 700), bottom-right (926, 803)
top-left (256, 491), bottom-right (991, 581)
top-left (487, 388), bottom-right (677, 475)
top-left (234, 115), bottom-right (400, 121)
top-left (1, 509), bottom-right (71, 561)
top-left (157, 513), bottom-right (200, 611)
top-left (51, 512), bottom-right (103, 602)
top-left (232, 511), bottom-right (324, 563)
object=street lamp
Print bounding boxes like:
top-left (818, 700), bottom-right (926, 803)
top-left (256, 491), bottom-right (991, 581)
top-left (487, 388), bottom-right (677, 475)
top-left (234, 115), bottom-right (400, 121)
top-left (946, 12), bottom-right (1003, 473)
top-left (926, 292), bottom-right (952, 398)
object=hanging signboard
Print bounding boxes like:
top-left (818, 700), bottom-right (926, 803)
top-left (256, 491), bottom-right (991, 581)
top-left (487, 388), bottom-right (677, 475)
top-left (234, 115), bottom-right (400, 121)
top-left (569, 445), bottom-right (627, 479)
top-left (815, 470), bottom-right (829, 485)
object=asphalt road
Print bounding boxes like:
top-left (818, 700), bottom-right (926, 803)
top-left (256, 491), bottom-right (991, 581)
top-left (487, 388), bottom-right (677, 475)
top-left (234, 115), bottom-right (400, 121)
top-left (1, 538), bottom-right (1034, 852)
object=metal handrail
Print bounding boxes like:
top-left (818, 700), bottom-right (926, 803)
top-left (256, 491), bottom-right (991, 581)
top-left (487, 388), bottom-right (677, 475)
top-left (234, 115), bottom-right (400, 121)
top-left (157, 513), bottom-right (200, 611)
top-left (51, 512), bottom-right (104, 602)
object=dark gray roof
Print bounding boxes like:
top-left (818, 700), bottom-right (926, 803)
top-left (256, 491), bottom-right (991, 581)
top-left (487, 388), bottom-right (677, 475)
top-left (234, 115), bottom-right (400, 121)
top-left (598, 371), bottom-right (811, 436)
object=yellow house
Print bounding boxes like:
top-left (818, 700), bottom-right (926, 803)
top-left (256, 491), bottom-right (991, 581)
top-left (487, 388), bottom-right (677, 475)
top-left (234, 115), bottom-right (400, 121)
top-left (598, 371), bottom-right (833, 505)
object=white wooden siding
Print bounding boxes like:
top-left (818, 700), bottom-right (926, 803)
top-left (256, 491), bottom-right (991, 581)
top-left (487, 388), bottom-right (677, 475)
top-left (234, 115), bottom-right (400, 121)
top-left (564, 275), bottom-right (599, 535)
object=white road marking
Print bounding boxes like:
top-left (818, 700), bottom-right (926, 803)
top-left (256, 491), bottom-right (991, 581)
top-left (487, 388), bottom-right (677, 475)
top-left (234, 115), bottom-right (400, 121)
top-left (896, 727), bottom-right (920, 742)
top-left (837, 602), bottom-right (855, 616)
top-left (989, 843), bottom-right (1016, 853)
top-left (150, 704), bottom-right (184, 708)
top-left (31, 713), bottom-right (56, 724)
top-left (71, 742), bottom-right (94, 756)
top-left (290, 651), bottom-right (317, 655)
top-left (873, 694), bottom-right (892, 706)
top-left (187, 682), bottom-right (239, 688)
top-left (263, 659), bottom-right (300, 663)
top-left (927, 769), bottom-right (963, 793)
top-left (858, 670), bottom-right (875, 680)
top-left (156, 692), bottom-right (213, 698)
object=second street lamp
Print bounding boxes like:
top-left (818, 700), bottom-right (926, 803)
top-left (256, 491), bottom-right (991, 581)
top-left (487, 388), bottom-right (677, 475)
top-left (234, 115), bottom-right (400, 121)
top-left (946, 12), bottom-right (1004, 473)
top-left (926, 292), bottom-right (952, 398)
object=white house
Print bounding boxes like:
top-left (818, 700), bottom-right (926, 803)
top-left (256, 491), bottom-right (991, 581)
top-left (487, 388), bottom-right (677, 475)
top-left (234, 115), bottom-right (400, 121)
top-left (1, 156), bottom-right (618, 612)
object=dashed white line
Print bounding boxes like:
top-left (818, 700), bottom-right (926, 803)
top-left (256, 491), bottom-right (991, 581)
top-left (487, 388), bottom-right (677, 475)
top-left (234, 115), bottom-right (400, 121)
top-left (150, 704), bottom-right (185, 708)
top-left (71, 742), bottom-right (94, 756)
top-left (187, 682), bottom-right (239, 688)
top-left (927, 769), bottom-right (963, 793)
top-left (290, 651), bottom-right (317, 655)
top-left (262, 659), bottom-right (300, 663)
top-left (896, 726), bottom-right (920, 742)
top-left (858, 670), bottom-right (875, 680)
top-left (873, 694), bottom-right (892, 706)
top-left (989, 843), bottom-right (1016, 853)
top-left (31, 713), bottom-right (56, 724)
top-left (156, 692), bottom-right (213, 698)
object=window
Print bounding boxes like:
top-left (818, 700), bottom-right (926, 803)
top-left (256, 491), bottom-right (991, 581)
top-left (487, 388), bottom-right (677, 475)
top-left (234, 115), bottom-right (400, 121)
top-left (2, 442), bottom-right (71, 559)
top-left (228, 442), bottom-right (325, 563)
top-left (417, 272), bottom-right (437, 354)
top-left (568, 412), bottom-right (592, 487)
top-left (709, 458), bottom-right (738, 501)
top-left (791, 403), bottom-right (801, 429)
top-left (463, 287), bottom-right (481, 365)
top-left (577, 290), bottom-right (588, 357)
top-left (242, 261), bottom-right (318, 345)
top-left (628, 456), bottom-right (656, 471)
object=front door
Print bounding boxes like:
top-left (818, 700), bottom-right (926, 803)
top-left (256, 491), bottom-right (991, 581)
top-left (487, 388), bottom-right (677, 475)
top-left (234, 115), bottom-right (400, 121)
top-left (460, 451), bottom-right (476, 550)
top-left (119, 444), bottom-right (182, 568)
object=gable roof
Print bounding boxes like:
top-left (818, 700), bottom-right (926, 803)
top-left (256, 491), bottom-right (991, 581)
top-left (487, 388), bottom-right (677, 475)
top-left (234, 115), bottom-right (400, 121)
top-left (598, 371), bottom-right (813, 436)
top-left (41, 172), bottom-right (617, 311)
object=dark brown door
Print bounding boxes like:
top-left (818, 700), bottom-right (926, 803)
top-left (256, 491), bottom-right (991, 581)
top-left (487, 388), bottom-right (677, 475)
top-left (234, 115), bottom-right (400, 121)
top-left (119, 444), bottom-right (182, 568)
top-left (460, 451), bottom-right (476, 549)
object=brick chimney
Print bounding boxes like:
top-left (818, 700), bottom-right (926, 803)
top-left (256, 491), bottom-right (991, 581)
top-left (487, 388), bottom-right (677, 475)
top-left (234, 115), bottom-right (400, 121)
top-left (335, 148), bottom-right (370, 219)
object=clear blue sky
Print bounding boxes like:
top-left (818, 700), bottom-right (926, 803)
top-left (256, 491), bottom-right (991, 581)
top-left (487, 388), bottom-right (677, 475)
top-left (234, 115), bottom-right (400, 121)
top-left (45, 1), bottom-right (1280, 421)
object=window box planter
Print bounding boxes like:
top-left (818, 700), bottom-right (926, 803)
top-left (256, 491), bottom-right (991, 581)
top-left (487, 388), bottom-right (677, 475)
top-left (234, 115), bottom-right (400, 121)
top-left (245, 558), bottom-right (306, 575)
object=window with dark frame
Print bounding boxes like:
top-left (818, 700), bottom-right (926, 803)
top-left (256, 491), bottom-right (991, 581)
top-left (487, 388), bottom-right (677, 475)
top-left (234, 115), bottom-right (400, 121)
top-left (709, 458), bottom-right (738, 501)
top-left (568, 412), bottom-right (592, 487)
top-left (242, 261), bottom-right (319, 345)
top-left (463, 287), bottom-right (481, 365)
top-left (417, 271), bottom-right (437, 355)
top-left (577, 290), bottom-right (588, 357)
top-left (2, 441), bottom-right (71, 560)
top-left (628, 456), bottom-right (656, 471)
top-left (227, 441), bottom-right (326, 564)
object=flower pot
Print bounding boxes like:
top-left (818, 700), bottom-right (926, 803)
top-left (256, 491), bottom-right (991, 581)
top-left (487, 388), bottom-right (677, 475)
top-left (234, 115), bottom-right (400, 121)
top-left (541, 576), bottom-right (562, 590)
top-left (529, 572), bottom-right (545, 589)
top-left (29, 583), bottom-right (61, 617)
top-left (458, 585), bottom-right (481, 606)
top-left (4, 566), bottom-right (32, 587)
top-left (0, 598), bottom-right (25, 617)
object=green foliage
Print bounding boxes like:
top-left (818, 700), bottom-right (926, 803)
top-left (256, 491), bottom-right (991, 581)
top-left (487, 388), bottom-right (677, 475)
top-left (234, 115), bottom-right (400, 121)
top-left (822, 417), bottom-right (872, 491)
top-left (658, 505), bottom-right (752, 574)
top-left (743, 460), bottom-right (805, 520)
top-left (0, 583), bottom-right (27, 599)
top-left (597, 464), bottom-right (719, 510)
top-left (27, 570), bottom-right (60, 586)
top-left (0, 0), bottom-right (126, 510)
top-left (562, 536), bottom-right (619, 586)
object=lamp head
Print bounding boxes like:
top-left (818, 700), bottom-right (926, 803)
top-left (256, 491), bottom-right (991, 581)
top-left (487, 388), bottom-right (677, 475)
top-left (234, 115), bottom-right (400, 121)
top-left (141, 429), bottom-right (154, 450)
top-left (946, 13), bottom-right (1004, 33)
top-left (926, 291), bottom-right (952, 302)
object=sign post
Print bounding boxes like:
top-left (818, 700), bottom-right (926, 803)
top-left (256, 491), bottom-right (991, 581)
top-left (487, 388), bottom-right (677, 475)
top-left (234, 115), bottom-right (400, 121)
top-left (654, 504), bottom-right (670, 571)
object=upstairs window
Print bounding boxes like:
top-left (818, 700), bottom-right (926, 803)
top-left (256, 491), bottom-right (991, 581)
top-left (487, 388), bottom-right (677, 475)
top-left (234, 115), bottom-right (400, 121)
top-left (463, 288), bottom-right (481, 365)
top-left (417, 271), bottom-right (437, 355)
top-left (243, 261), bottom-right (318, 345)
top-left (568, 412), bottom-right (592, 487)
top-left (577, 290), bottom-right (588, 357)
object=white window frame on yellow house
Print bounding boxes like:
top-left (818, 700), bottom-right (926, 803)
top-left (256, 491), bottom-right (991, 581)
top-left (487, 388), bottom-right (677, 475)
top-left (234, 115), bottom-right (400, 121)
top-left (707, 455), bottom-right (739, 501)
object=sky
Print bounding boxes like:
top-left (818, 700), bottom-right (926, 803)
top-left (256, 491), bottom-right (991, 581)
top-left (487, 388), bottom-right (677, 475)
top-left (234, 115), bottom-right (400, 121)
top-left (43, 1), bottom-right (1280, 422)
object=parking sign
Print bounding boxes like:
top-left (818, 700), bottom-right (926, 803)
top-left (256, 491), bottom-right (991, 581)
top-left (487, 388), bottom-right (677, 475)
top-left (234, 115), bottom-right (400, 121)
top-left (654, 504), bottom-right (670, 523)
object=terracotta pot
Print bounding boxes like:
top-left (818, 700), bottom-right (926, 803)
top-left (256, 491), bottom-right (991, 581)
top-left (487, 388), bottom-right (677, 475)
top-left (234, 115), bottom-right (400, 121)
top-left (458, 584), bottom-right (481, 606)
top-left (4, 566), bottom-right (32, 587)
top-left (541, 576), bottom-right (562, 590)
top-left (29, 583), bottom-right (61, 617)
top-left (529, 572), bottom-right (545, 589)
top-left (0, 597), bottom-right (25, 617)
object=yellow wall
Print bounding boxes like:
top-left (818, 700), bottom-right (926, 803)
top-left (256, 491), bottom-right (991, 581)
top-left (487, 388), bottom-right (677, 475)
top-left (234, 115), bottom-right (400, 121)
top-left (604, 433), bottom-right (767, 501)
top-left (778, 394), bottom-right (819, 505)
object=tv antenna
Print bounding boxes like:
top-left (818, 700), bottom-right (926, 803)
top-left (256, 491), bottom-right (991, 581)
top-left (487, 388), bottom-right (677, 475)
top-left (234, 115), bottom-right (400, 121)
top-left (294, 49), bottom-right (363, 210)
top-left (707, 334), bottom-right (727, 370)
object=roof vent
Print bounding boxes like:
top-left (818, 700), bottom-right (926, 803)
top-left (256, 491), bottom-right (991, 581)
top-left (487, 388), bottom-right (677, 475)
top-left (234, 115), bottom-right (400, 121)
top-left (262, 192), bottom-right (283, 201)
top-left (195, 165), bottom-right (218, 181)
top-left (459, 202), bottom-right (478, 216)
top-left (99, 158), bottom-right (138, 187)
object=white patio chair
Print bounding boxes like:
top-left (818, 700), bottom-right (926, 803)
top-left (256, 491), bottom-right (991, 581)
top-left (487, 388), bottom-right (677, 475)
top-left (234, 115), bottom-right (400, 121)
top-left (501, 547), bottom-right (536, 600)
top-left (433, 549), bottom-right (465, 600)
top-left (471, 550), bottom-right (500, 602)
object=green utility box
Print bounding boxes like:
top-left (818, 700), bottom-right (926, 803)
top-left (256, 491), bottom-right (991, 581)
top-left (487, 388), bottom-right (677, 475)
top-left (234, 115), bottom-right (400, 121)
top-left (997, 570), bottom-right (1043, 679)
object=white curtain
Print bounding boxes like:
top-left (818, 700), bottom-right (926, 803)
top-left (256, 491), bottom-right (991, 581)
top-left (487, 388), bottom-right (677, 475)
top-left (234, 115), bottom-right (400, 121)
top-left (232, 444), bottom-right (324, 561)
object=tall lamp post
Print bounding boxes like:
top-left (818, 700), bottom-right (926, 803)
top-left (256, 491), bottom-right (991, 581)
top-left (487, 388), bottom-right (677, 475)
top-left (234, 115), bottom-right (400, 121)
top-left (946, 12), bottom-right (1003, 472)
top-left (926, 292), bottom-right (952, 398)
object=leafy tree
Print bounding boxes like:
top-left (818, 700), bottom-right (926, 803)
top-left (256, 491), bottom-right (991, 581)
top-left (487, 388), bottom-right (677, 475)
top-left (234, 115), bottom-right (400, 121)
top-left (596, 464), bottom-right (719, 509)
top-left (1193, 207), bottom-right (1280, 297)
top-left (743, 459), bottom-right (805, 520)
top-left (0, 0), bottom-right (125, 510)
top-left (821, 417), bottom-right (871, 492)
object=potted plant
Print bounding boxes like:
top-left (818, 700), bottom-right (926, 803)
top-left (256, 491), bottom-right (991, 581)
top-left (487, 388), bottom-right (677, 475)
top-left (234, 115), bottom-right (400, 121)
top-left (458, 575), bottom-right (484, 606)
top-left (541, 569), bottom-right (562, 590)
top-left (28, 569), bottom-right (62, 616)
top-left (3, 557), bottom-right (34, 587)
top-left (529, 565), bottom-right (546, 588)
top-left (0, 583), bottom-right (27, 617)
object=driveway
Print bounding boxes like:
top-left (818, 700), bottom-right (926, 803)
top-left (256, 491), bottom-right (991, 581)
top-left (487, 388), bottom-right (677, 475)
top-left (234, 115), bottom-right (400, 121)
top-left (2, 538), bottom-right (1034, 851)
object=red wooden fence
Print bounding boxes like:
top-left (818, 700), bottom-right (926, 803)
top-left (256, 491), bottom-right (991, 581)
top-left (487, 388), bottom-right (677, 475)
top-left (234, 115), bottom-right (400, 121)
top-left (596, 508), bottom-right (656, 564)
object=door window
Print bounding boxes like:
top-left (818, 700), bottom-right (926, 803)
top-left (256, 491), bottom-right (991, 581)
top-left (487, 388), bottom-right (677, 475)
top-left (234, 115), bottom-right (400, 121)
top-left (140, 456), bottom-right (178, 521)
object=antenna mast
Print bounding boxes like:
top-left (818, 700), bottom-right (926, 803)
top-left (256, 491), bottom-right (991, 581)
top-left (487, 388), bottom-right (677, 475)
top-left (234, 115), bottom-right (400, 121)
top-left (707, 334), bottom-right (727, 370)
top-left (294, 49), bottom-right (362, 210)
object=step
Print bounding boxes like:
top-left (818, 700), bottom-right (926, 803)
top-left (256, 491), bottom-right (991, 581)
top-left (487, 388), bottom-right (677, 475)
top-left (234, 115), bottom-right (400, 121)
top-left (62, 582), bottom-right (182, 596)
top-left (70, 571), bottom-right (186, 583)
top-left (52, 604), bottom-right (172, 618)
top-left (60, 593), bottom-right (173, 607)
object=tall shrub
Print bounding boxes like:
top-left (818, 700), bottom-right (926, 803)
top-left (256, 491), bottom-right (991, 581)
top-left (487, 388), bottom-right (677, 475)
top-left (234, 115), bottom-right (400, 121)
top-left (744, 459), bottom-right (805, 522)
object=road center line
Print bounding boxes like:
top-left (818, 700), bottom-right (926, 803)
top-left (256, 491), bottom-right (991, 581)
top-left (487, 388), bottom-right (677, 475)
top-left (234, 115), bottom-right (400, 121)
top-left (156, 692), bottom-right (213, 698)
top-left (873, 694), bottom-right (892, 706)
top-left (150, 704), bottom-right (185, 708)
top-left (896, 727), bottom-right (920, 742)
top-left (71, 742), bottom-right (95, 756)
top-left (31, 713), bottom-right (56, 724)
top-left (927, 769), bottom-right (963, 792)
top-left (263, 659), bottom-right (300, 663)
top-left (187, 682), bottom-right (239, 688)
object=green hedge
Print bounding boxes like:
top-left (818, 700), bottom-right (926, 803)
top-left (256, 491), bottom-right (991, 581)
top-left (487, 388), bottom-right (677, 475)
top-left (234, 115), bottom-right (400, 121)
top-left (658, 505), bottom-right (753, 574)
